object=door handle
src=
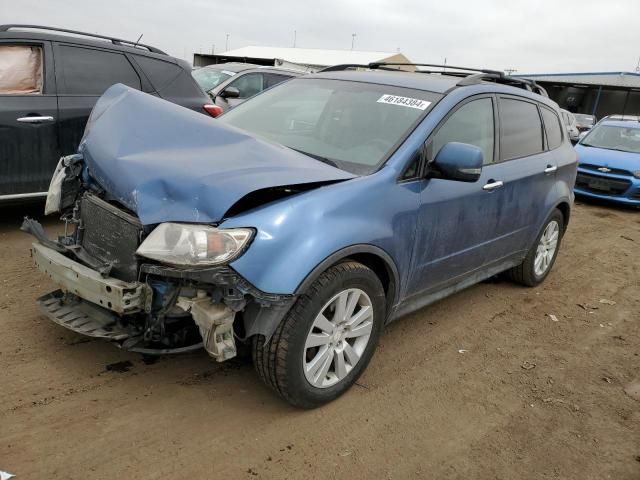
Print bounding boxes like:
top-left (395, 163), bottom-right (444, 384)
top-left (483, 180), bottom-right (504, 191)
top-left (17, 116), bottom-right (55, 124)
top-left (544, 165), bottom-right (558, 174)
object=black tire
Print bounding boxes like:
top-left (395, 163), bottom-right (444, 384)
top-left (506, 209), bottom-right (564, 287)
top-left (252, 261), bottom-right (385, 408)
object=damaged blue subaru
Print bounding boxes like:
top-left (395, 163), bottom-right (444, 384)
top-left (24, 63), bottom-right (577, 407)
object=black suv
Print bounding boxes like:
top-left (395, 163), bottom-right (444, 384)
top-left (0, 25), bottom-right (213, 201)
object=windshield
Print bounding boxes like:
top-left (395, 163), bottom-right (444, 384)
top-left (581, 124), bottom-right (640, 153)
top-left (192, 67), bottom-right (233, 92)
top-left (218, 78), bottom-right (441, 175)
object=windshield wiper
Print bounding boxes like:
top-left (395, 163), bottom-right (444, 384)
top-left (291, 148), bottom-right (341, 169)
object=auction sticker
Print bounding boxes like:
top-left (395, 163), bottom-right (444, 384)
top-left (377, 94), bottom-right (431, 110)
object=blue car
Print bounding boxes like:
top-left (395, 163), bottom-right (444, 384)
top-left (574, 116), bottom-right (640, 206)
top-left (24, 64), bottom-right (577, 407)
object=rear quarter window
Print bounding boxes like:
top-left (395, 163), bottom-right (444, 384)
top-left (134, 55), bottom-right (203, 98)
top-left (499, 97), bottom-right (544, 160)
top-left (541, 107), bottom-right (563, 149)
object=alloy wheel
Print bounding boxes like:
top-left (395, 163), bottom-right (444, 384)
top-left (303, 288), bottom-right (373, 388)
top-left (534, 220), bottom-right (560, 276)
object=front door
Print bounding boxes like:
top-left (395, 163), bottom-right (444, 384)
top-left (0, 40), bottom-right (59, 198)
top-left (407, 95), bottom-right (508, 296)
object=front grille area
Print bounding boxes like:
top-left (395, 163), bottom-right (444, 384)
top-left (80, 194), bottom-right (142, 281)
top-left (575, 172), bottom-right (631, 196)
top-left (579, 163), bottom-right (633, 177)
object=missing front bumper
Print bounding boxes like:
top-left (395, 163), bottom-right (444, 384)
top-left (32, 242), bottom-right (150, 315)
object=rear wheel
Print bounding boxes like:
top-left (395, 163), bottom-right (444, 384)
top-left (252, 261), bottom-right (385, 408)
top-left (507, 209), bottom-right (564, 287)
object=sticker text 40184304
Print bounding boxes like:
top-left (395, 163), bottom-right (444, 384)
top-left (377, 94), bottom-right (431, 110)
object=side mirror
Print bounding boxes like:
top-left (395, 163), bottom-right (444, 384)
top-left (219, 86), bottom-right (240, 99)
top-left (430, 142), bottom-right (483, 182)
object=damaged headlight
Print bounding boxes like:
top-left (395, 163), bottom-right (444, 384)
top-left (136, 223), bottom-right (253, 266)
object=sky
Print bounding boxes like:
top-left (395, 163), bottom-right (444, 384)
top-left (3, 0), bottom-right (639, 74)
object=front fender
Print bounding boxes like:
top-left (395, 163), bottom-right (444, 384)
top-left (221, 171), bottom-right (420, 297)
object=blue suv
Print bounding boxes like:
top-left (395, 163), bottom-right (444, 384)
top-left (25, 63), bottom-right (577, 408)
top-left (574, 115), bottom-right (640, 205)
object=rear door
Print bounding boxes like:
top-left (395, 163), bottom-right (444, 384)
top-left (488, 96), bottom-right (559, 258)
top-left (0, 40), bottom-right (59, 198)
top-left (53, 43), bottom-right (143, 157)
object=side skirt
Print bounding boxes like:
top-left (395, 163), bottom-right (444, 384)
top-left (388, 252), bottom-right (525, 323)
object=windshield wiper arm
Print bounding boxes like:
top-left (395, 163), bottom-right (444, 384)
top-left (291, 148), bottom-right (340, 168)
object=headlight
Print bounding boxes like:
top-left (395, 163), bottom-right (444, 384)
top-left (633, 170), bottom-right (640, 179)
top-left (136, 223), bottom-right (253, 266)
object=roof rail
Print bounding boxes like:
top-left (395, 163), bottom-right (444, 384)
top-left (458, 72), bottom-right (548, 97)
top-left (369, 62), bottom-right (503, 76)
top-left (318, 63), bottom-right (400, 72)
top-left (0, 24), bottom-right (167, 54)
top-left (318, 61), bottom-right (549, 97)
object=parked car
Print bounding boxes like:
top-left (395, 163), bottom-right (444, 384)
top-left (574, 116), bottom-right (640, 205)
top-left (0, 24), bottom-right (214, 202)
top-left (23, 64), bottom-right (576, 408)
top-left (192, 62), bottom-right (302, 115)
top-left (574, 113), bottom-right (596, 133)
top-left (560, 109), bottom-right (580, 143)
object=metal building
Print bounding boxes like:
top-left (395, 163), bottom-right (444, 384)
top-left (517, 72), bottom-right (640, 119)
top-left (193, 46), bottom-right (414, 72)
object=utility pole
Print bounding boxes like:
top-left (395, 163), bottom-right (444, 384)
top-left (293, 30), bottom-right (297, 47)
top-left (505, 68), bottom-right (518, 76)
top-left (211, 44), bottom-right (215, 54)
top-left (225, 34), bottom-right (230, 52)
top-left (351, 33), bottom-right (357, 50)
top-left (635, 56), bottom-right (640, 73)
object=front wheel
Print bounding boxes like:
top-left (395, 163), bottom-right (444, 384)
top-left (507, 209), bottom-right (564, 287)
top-left (252, 261), bottom-right (386, 408)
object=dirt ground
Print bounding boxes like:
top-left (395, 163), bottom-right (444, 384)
top-left (0, 200), bottom-right (638, 479)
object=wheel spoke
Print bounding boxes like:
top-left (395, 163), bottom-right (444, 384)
top-left (346, 305), bottom-right (372, 328)
top-left (314, 313), bottom-right (335, 334)
top-left (343, 342), bottom-right (360, 365)
top-left (334, 349), bottom-right (347, 380)
top-left (534, 254), bottom-right (544, 272)
top-left (333, 291), bottom-right (349, 323)
top-left (305, 332), bottom-right (331, 349)
top-left (345, 290), bottom-right (360, 321)
top-left (315, 350), bottom-right (333, 383)
top-left (346, 320), bottom-right (372, 339)
top-left (306, 345), bottom-right (331, 377)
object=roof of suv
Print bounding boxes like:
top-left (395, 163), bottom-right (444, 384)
top-left (0, 24), bottom-right (189, 68)
top-left (308, 69), bottom-right (557, 107)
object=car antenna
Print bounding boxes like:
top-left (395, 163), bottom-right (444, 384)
top-left (133, 33), bottom-right (144, 48)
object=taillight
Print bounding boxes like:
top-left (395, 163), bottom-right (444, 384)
top-left (203, 104), bottom-right (224, 118)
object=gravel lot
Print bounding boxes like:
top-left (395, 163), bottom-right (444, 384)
top-left (1, 200), bottom-right (638, 479)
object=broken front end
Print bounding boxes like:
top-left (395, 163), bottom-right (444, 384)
top-left (23, 155), bottom-right (295, 360)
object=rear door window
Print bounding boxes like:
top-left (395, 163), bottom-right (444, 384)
top-left (499, 97), bottom-right (544, 160)
top-left (57, 45), bottom-right (141, 95)
top-left (540, 107), bottom-right (563, 149)
top-left (431, 97), bottom-right (495, 165)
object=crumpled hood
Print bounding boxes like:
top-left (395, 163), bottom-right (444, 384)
top-left (79, 84), bottom-right (355, 225)
top-left (575, 144), bottom-right (640, 172)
